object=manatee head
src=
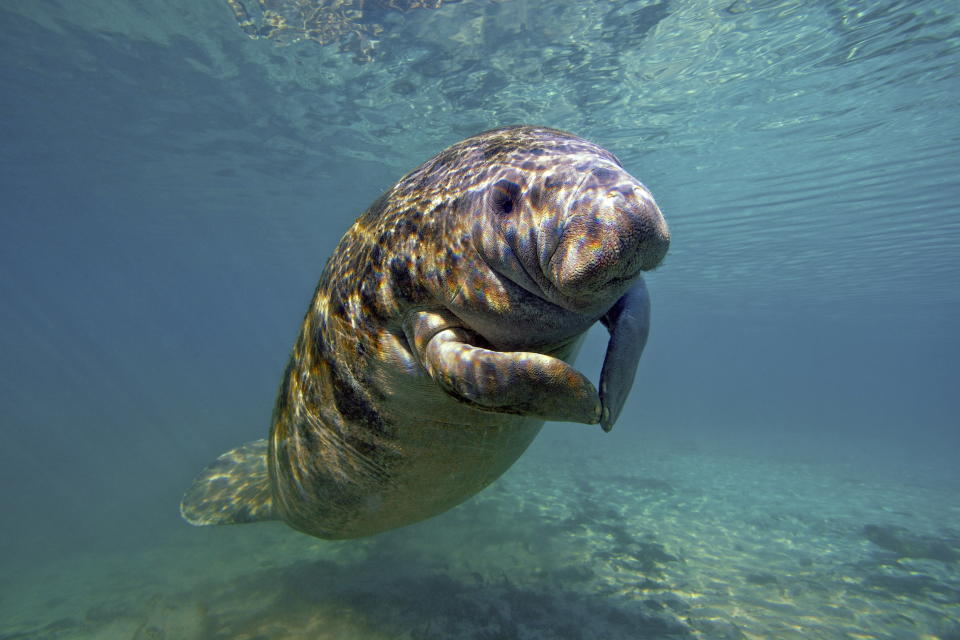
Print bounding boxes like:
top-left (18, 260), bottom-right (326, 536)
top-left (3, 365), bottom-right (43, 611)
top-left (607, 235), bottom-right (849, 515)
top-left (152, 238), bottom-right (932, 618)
top-left (473, 129), bottom-right (670, 314)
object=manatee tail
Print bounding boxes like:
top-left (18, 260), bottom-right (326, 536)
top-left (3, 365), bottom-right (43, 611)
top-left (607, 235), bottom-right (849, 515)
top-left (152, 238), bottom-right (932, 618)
top-left (180, 439), bottom-right (278, 526)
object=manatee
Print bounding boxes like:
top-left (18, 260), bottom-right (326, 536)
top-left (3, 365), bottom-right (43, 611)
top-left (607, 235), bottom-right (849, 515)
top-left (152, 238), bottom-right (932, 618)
top-left (180, 125), bottom-right (670, 539)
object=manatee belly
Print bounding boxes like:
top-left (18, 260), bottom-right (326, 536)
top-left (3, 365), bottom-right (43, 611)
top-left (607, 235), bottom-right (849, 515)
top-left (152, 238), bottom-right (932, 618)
top-left (268, 311), bottom-right (591, 540)
top-left (282, 415), bottom-right (543, 539)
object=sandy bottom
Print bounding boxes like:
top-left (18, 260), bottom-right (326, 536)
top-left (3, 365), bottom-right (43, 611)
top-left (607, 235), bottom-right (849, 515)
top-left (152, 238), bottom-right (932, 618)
top-left (2, 437), bottom-right (958, 639)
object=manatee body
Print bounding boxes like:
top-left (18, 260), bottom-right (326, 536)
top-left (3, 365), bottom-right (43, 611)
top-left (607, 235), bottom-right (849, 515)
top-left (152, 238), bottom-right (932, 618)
top-left (180, 126), bottom-right (670, 539)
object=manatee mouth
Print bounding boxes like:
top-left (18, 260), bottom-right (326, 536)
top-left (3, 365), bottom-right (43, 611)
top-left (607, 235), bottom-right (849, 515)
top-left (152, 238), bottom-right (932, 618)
top-left (547, 257), bottom-right (641, 310)
top-left (601, 268), bottom-right (643, 290)
top-left (544, 203), bottom-right (668, 307)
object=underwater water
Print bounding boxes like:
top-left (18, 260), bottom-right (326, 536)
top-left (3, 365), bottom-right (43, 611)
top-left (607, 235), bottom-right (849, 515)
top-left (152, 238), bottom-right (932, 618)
top-left (1, 0), bottom-right (959, 637)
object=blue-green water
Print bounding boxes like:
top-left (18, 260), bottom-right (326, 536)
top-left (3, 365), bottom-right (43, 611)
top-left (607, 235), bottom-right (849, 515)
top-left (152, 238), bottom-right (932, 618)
top-left (1, 1), bottom-right (958, 638)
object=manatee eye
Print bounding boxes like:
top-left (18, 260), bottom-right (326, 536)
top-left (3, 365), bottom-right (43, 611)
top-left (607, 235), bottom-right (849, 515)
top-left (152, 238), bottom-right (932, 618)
top-left (490, 179), bottom-right (521, 215)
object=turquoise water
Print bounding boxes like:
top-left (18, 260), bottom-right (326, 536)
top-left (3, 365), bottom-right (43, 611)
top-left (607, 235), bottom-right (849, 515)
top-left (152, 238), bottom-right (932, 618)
top-left (1, 1), bottom-right (958, 638)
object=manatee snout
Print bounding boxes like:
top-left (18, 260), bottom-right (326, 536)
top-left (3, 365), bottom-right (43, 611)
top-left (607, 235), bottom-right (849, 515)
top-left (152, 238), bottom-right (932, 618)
top-left (548, 185), bottom-right (669, 300)
top-left (627, 193), bottom-right (671, 272)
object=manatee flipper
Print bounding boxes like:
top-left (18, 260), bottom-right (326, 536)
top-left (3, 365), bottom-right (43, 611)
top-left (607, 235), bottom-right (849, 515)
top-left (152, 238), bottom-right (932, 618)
top-left (407, 310), bottom-right (602, 424)
top-left (599, 278), bottom-right (651, 432)
top-left (180, 439), bottom-right (278, 526)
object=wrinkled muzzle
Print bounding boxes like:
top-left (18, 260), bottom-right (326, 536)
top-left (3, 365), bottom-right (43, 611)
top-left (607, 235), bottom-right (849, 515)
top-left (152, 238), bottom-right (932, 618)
top-left (547, 188), bottom-right (670, 299)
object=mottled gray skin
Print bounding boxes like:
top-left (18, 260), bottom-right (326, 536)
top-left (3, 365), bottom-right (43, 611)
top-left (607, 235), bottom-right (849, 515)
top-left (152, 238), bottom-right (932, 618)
top-left (180, 126), bottom-right (670, 539)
